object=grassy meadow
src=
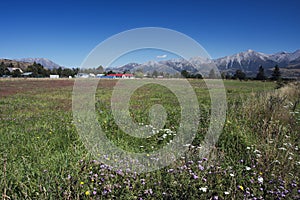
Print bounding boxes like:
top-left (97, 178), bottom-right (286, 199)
top-left (0, 78), bottom-right (299, 199)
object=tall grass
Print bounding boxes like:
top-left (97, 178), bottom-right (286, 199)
top-left (0, 79), bottom-right (299, 199)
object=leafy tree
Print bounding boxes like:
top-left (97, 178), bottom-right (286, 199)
top-left (233, 69), bottom-right (246, 80)
top-left (152, 70), bottom-right (158, 78)
top-left (12, 69), bottom-right (22, 77)
top-left (191, 73), bottom-right (203, 79)
top-left (271, 65), bottom-right (281, 81)
top-left (26, 62), bottom-right (49, 77)
top-left (181, 70), bottom-right (189, 78)
top-left (134, 69), bottom-right (144, 78)
top-left (256, 66), bottom-right (266, 80)
top-left (57, 67), bottom-right (63, 77)
top-left (61, 68), bottom-right (74, 77)
top-left (0, 62), bottom-right (9, 76)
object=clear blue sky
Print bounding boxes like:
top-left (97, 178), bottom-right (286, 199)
top-left (1, 0), bottom-right (300, 68)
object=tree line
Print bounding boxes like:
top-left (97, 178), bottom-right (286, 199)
top-left (0, 62), bottom-right (79, 78)
top-left (205, 65), bottom-right (282, 81)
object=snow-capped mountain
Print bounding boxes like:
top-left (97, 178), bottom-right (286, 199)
top-left (214, 49), bottom-right (277, 71)
top-left (15, 58), bottom-right (62, 69)
top-left (111, 49), bottom-right (300, 77)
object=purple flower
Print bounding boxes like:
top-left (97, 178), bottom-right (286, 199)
top-left (93, 191), bottom-right (97, 195)
top-left (198, 165), bottom-right (204, 171)
top-left (144, 189), bottom-right (153, 195)
top-left (192, 174), bottom-right (199, 179)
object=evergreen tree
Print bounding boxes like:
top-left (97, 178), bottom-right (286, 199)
top-left (256, 65), bottom-right (266, 80)
top-left (208, 69), bottom-right (217, 79)
top-left (271, 65), bottom-right (281, 81)
top-left (152, 70), bottom-right (158, 78)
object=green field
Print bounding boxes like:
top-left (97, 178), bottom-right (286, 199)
top-left (0, 79), bottom-right (299, 199)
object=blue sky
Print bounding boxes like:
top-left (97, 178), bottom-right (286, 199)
top-left (1, 0), bottom-right (300, 68)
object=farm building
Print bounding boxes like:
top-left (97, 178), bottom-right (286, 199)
top-left (7, 67), bottom-right (23, 73)
top-left (106, 73), bottom-right (134, 79)
top-left (50, 75), bottom-right (59, 78)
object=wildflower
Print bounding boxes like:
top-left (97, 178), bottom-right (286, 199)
top-left (85, 191), bottom-right (90, 195)
top-left (258, 176), bottom-right (264, 184)
top-left (224, 191), bottom-right (230, 195)
top-left (278, 147), bottom-right (287, 151)
top-left (245, 166), bottom-right (251, 171)
top-left (80, 181), bottom-right (84, 185)
top-left (274, 160), bottom-right (281, 164)
top-left (254, 149), bottom-right (261, 154)
top-left (198, 165), bottom-right (204, 171)
top-left (199, 187), bottom-right (207, 192)
top-left (144, 189), bottom-right (153, 195)
top-left (192, 174), bottom-right (199, 179)
top-left (238, 185), bottom-right (244, 191)
top-left (230, 173), bottom-right (235, 177)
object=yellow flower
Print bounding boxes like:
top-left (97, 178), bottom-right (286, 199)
top-left (85, 191), bottom-right (90, 195)
top-left (259, 172), bottom-right (263, 175)
top-left (238, 185), bottom-right (244, 191)
top-left (80, 181), bottom-right (84, 185)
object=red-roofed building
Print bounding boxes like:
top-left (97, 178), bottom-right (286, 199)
top-left (107, 73), bottom-right (134, 79)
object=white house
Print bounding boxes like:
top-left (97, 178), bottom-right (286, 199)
top-left (50, 75), bottom-right (59, 79)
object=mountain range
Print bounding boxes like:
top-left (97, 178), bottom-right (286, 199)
top-left (111, 49), bottom-right (300, 78)
top-left (1, 49), bottom-right (300, 77)
top-left (15, 58), bottom-right (62, 70)
top-left (0, 58), bottom-right (63, 70)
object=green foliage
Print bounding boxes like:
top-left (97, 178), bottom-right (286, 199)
top-left (152, 70), bottom-right (158, 78)
top-left (26, 62), bottom-right (50, 77)
top-left (256, 65), bottom-right (266, 80)
top-left (0, 62), bottom-right (10, 76)
top-left (181, 70), bottom-right (189, 78)
top-left (11, 69), bottom-right (22, 77)
top-left (233, 69), bottom-right (246, 80)
top-left (180, 70), bottom-right (202, 79)
top-left (271, 65), bottom-right (281, 81)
